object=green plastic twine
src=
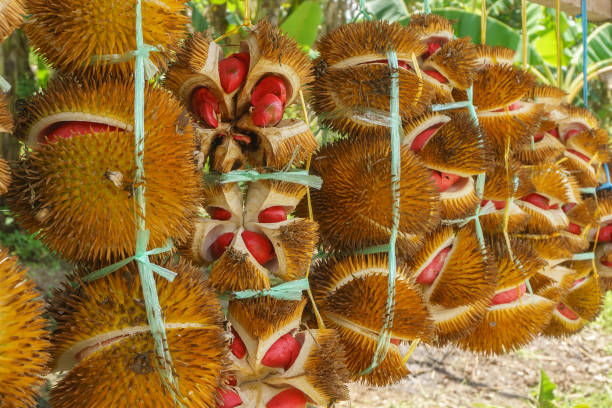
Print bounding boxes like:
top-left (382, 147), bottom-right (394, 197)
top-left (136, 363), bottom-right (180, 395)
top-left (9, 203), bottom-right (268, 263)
top-left (0, 75), bottom-right (10, 93)
top-left (205, 169), bottom-right (322, 189)
top-left (133, 0), bottom-right (181, 401)
top-left (232, 278), bottom-right (310, 300)
top-left (361, 50), bottom-right (401, 375)
top-left (353, 0), bottom-right (373, 22)
top-left (424, 0), bottom-right (431, 15)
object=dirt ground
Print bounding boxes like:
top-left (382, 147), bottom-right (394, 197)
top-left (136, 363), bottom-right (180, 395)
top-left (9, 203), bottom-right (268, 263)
top-left (340, 327), bottom-right (612, 408)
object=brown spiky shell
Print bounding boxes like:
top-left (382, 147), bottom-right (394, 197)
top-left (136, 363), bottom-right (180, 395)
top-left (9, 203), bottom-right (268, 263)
top-left (514, 129), bottom-right (565, 165)
top-left (542, 265), bottom-right (602, 337)
top-left (310, 63), bottom-right (434, 138)
top-left (408, 225), bottom-right (495, 344)
top-left (299, 136), bottom-right (441, 256)
top-left (531, 264), bottom-right (577, 304)
top-left (515, 163), bottom-right (581, 234)
top-left (185, 180), bottom-right (318, 292)
top-left (422, 37), bottom-right (478, 91)
top-left (315, 20), bottom-right (426, 68)
top-left (164, 26), bottom-right (316, 172)
top-left (49, 261), bottom-right (227, 408)
top-left (515, 232), bottom-right (589, 265)
top-left (25, 0), bottom-right (188, 77)
top-left (563, 129), bottom-right (611, 187)
top-left (408, 13), bottom-right (454, 39)
top-left (474, 44), bottom-right (516, 67)
top-left (528, 84), bottom-right (568, 106)
top-left (0, 247), bottom-right (49, 408)
top-left (557, 105), bottom-right (599, 139)
top-left (480, 161), bottom-right (532, 234)
top-left (227, 297), bottom-right (350, 406)
top-left (596, 243), bottom-right (612, 291)
top-left (454, 236), bottom-right (553, 354)
top-left (310, 254), bottom-right (434, 386)
top-left (0, 93), bottom-right (13, 134)
top-left (403, 111), bottom-right (488, 177)
top-left (6, 78), bottom-right (201, 264)
top-left (0, 0), bottom-right (24, 42)
top-left (0, 159), bottom-right (11, 195)
top-left (567, 195), bottom-right (599, 229)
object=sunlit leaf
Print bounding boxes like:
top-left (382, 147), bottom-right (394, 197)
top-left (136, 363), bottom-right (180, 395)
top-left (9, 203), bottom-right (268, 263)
top-left (280, 1), bottom-right (322, 48)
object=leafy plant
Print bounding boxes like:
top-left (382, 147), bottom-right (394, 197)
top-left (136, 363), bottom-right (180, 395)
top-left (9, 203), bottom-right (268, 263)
top-left (537, 370), bottom-right (557, 408)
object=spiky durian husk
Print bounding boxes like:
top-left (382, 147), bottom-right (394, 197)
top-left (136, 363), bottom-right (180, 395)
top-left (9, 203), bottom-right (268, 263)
top-left (474, 44), bottom-right (515, 67)
top-left (404, 111), bottom-right (489, 176)
top-left (229, 297), bottom-right (305, 342)
top-left (408, 13), bottom-right (454, 38)
top-left (514, 134), bottom-right (565, 165)
top-left (0, 248), bottom-right (49, 408)
top-left (516, 204), bottom-right (569, 234)
top-left (49, 262), bottom-right (227, 408)
top-left (310, 64), bottom-right (434, 138)
top-left (25, 0), bottom-right (188, 77)
top-left (531, 265), bottom-right (576, 303)
top-left (528, 84), bottom-right (568, 106)
top-left (299, 136), bottom-right (440, 255)
top-left (0, 93), bottom-right (13, 134)
top-left (0, 0), bottom-right (24, 42)
top-left (6, 79), bottom-right (201, 264)
top-left (236, 116), bottom-right (318, 169)
top-left (440, 179), bottom-right (481, 220)
top-left (480, 203), bottom-right (530, 234)
top-left (567, 196), bottom-right (598, 228)
top-left (423, 38), bottom-right (478, 91)
top-left (315, 20), bottom-right (426, 68)
top-left (563, 129), bottom-right (611, 187)
top-left (0, 159), bottom-right (11, 195)
top-left (488, 235), bottom-right (546, 289)
top-left (208, 245), bottom-right (272, 292)
top-left (309, 254), bottom-right (433, 385)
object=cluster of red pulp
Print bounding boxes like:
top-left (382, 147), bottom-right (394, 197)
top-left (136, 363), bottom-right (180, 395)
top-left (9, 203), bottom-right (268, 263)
top-left (251, 76), bottom-right (288, 127)
top-left (416, 245), bottom-right (452, 284)
top-left (208, 205), bottom-right (289, 265)
top-left (520, 193), bottom-right (559, 210)
top-left (219, 329), bottom-right (308, 408)
top-left (39, 121), bottom-right (122, 144)
top-left (490, 283), bottom-right (527, 306)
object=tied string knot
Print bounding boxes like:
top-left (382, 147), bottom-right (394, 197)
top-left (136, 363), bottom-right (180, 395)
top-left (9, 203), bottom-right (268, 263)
top-left (231, 278), bottom-right (310, 301)
top-left (204, 168), bottom-right (323, 189)
top-left (77, 230), bottom-right (176, 286)
top-left (89, 43), bottom-right (161, 79)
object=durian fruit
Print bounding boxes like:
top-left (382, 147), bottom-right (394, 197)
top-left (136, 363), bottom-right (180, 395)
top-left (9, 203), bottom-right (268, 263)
top-left (480, 161), bottom-right (531, 234)
top-left (0, 92), bottom-right (13, 134)
top-left (408, 14), bottom-right (479, 101)
top-left (562, 128), bottom-right (611, 188)
top-left (541, 260), bottom-right (602, 337)
top-left (186, 180), bottom-right (318, 293)
top-left (309, 254), bottom-right (434, 386)
top-left (515, 163), bottom-right (581, 234)
top-left (298, 136), bottom-right (441, 256)
top-left (564, 195), bottom-right (599, 240)
top-left (164, 26), bottom-right (317, 173)
top-left (311, 20), bottom-right (435, 138)
top-left (463, 64), bottom-right (543, 154)
top-left (0, 0), bottom-right (24, 42)
top-left (514, 232), bottom-right (589, 267)
top-left (528, 84), bottom-right (568, 107)
top-left (455, 236), bottom-right (554, 354)
top-left (530, 264), bottom-right (577, 304)
top-left (407, 225), bottom-right (496, 345)
top-left (226, 297), bottom-right (350, 407)
top-left (474, 44), bottom-right (516, 67)
top-left (595, 243), bottom-right (612, 292)
top-left (49, 261), bottom-right (227, 408)
top-left (25, 0), bottom-right (188, 77)
top-left (0, 247), bottom-right (49, 408)
top-left (403, 111), bottom-right (489, 220)
top-left (6, 77), bottom-right (202, 264)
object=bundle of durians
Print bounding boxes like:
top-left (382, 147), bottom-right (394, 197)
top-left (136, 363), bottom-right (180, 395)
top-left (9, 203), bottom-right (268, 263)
top-left (0, 0), bottom-right (611, 406)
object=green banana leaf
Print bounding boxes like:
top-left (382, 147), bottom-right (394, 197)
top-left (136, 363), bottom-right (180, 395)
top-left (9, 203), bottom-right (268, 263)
top-left (280, 1), bottom-right (323, 48)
